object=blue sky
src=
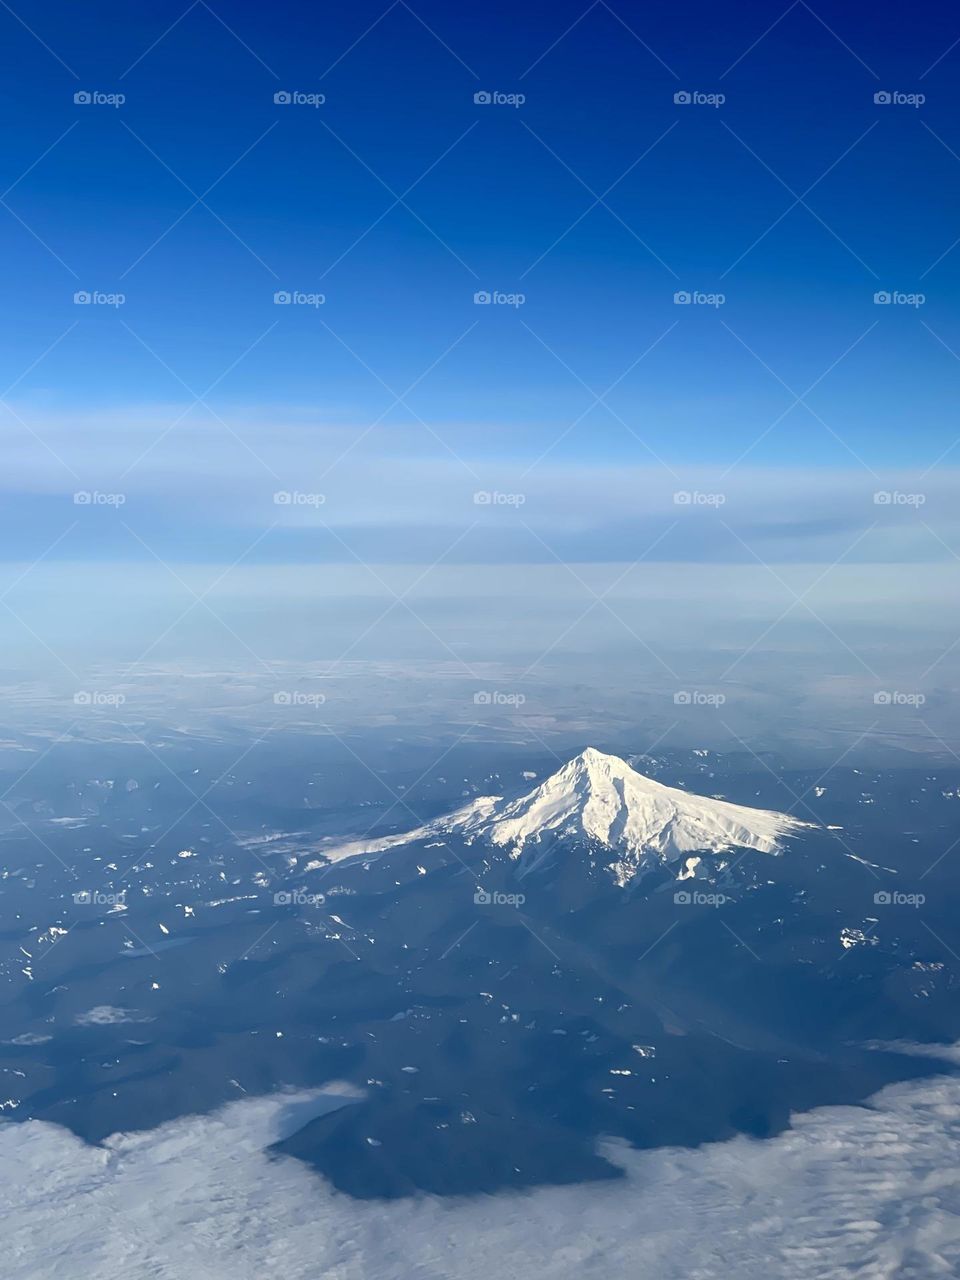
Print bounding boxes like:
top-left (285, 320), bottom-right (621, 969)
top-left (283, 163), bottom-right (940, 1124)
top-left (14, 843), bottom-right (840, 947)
top-left (4, 0), bottom-right (959, 452)
top-left (1, 0), bottom-right (959, 677)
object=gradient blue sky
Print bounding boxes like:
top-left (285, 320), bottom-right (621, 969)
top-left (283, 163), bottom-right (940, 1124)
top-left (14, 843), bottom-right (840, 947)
top-left (1, 0), bottom-right (958, 679)
top-left (4, 0), bottom-right (959, 451)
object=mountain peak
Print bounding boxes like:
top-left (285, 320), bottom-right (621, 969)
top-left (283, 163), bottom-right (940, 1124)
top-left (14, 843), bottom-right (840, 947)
top-left (569, 746), bottom-right (628, 770)
top-left (321, 748), bottom-right (813, 886)
top-left (484, 749), bottom-right (810, 883)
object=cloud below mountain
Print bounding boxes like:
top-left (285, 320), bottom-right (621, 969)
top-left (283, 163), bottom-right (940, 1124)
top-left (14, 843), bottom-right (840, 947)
top-left (4, 1059), bottom-right (960, 1278)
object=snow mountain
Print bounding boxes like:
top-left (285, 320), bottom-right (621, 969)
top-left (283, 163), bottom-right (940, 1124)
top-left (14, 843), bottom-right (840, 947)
top-left (322, 747), bottom-right (812, 886)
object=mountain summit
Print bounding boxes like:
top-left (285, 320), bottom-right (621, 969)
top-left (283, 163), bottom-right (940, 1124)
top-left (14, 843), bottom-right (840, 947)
top-left (323, 748), bottom-right (811, 885)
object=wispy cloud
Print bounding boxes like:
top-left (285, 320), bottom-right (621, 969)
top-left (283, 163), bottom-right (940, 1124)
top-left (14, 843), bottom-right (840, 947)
top-left (1, 404), bottom-right (955, 568)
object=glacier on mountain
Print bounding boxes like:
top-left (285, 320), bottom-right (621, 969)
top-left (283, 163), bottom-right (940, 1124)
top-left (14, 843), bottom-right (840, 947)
top-left (320, 748), bottom-right (812, 886)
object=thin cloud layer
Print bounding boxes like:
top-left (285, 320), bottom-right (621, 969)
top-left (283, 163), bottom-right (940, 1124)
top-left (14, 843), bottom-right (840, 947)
top-left (0, 408), bottom-right (954, 567)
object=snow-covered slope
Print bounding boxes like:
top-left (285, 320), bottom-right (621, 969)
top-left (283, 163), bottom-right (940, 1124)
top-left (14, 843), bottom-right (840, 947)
top-left (320, 748), bottom-right (812, 886)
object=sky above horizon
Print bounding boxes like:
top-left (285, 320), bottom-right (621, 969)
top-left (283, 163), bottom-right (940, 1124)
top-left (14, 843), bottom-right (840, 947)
top-left (1, 0), bottom-right (958, 693)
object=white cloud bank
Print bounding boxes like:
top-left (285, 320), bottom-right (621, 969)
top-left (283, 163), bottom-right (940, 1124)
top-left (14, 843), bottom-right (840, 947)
top-left (3, 1067), bottom-right (960, 1278)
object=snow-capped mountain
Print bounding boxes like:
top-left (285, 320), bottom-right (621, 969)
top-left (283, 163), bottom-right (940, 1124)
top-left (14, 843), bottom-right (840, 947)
top-left (322, 747), bottom-right (812, 885)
